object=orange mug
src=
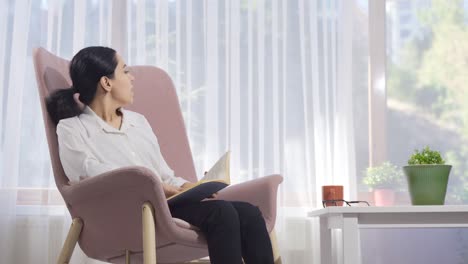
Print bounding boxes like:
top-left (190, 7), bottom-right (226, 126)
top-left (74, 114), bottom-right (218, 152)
top-left (322, 185), bottom-right (344, 206)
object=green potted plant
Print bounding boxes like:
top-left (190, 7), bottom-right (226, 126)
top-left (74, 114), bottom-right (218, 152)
top-left (363, 162), bottom-right (404, 206)
top-left (403, 146), bottom-right (452, 205)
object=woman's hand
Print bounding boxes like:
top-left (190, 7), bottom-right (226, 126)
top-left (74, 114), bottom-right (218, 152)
top-left (180, 182), bottom-right (197, 190)
top-left (162, 183), bottom-right (181, 198)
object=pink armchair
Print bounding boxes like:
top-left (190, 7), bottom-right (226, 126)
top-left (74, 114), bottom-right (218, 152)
top-left (33, 47), bottom-right (283, 264)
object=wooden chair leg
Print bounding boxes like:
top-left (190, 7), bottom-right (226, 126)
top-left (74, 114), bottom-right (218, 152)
top-left (57, 218), bottom-right (83, 264)
top-left (269, 229), bottom-right (282, 264)
top-left (142, 202), bottom-right (157, 264)
top-left (125, 249), bottom-right (131, 264)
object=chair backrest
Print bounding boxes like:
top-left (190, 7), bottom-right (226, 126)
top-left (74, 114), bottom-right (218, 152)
top-left (33, 47), bottom-right (197, 196)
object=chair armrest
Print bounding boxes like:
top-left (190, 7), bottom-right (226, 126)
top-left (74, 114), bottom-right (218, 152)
top-left (216, 174), bottom-right (283, 231)
top-left (62, 166), bottom-right (165, 206)
top-left (59, 166), bottom-right (180, 257)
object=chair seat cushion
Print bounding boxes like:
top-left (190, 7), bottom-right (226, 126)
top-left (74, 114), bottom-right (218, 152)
top-left (173, 217), bottom-right (200, 231)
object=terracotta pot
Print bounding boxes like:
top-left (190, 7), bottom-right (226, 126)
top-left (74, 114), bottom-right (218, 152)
top-left (373, 188), bottom-right (395, 206)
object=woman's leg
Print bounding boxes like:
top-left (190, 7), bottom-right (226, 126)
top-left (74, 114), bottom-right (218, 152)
top-left (169, 200), bottom-right (243, 264)
top-left (231, 201), bottom-right (274, 264)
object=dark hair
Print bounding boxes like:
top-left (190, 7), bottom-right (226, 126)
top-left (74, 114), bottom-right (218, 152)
top-left (46, 46), bottom-right (118, 125)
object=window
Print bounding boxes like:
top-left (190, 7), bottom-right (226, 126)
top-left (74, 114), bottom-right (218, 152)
top-left (385, 0), bottom-right (468, 204)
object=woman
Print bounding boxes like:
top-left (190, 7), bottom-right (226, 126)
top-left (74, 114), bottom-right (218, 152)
top-left (46, 46), bottom-right (274, 264)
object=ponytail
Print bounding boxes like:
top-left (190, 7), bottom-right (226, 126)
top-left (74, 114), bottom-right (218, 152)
top-left (46, 86), bottom-right (84, 125)
top-left (44, 46), bottom-right (118, 125)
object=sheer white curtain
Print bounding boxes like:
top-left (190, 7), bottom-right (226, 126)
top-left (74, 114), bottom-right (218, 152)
top-left (0, 0), bottom-right (357, 263)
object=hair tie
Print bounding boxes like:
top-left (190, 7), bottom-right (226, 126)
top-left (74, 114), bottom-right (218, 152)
top-left (73, 93), bottom-right (86, 110)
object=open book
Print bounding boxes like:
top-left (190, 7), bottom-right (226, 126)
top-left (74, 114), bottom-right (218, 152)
top-left (200, 151), bottom-right (231, 183)
top-left (167, 151), bottom-right (230, 207)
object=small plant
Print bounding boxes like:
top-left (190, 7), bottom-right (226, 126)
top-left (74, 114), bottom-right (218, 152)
top-left (408, 146), bottom-right (445, 165)
top-left (363, 161), bottom-right (404, 189)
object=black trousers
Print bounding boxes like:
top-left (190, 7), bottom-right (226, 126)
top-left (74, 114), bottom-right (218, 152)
top-left (169, 200), bottom-right (274, 264)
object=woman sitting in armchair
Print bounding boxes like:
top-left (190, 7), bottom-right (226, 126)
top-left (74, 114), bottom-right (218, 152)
top-left (45, 46), bottom-right (274, 264)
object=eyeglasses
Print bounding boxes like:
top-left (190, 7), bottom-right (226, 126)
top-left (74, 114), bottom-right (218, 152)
top-left (322, 199), bottom-right (370, 208)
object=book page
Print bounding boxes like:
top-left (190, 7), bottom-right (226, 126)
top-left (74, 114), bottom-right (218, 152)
top-left (167, 151), bottom-right (231, 206)
top-left (200, 151), bottom-right (231, 184)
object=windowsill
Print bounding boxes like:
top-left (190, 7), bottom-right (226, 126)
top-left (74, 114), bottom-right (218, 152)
top-left (0, 188), bottom-right (66, 215)
top-left (15, 204), bottom-right (67, 216)
top-left (358, 190), bottom-right (412, 206)
top-left (15, 188), bottom-right (64, 205)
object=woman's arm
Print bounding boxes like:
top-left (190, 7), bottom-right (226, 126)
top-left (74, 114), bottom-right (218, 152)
top-left (141, 116), bottom-right (189, 187)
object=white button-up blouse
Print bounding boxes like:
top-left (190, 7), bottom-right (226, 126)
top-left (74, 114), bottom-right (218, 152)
top-left (57, 106), bottom-right (188, 187)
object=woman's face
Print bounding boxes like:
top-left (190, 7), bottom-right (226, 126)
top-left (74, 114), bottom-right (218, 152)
top-left (108, 54), bottom-right (135, 106)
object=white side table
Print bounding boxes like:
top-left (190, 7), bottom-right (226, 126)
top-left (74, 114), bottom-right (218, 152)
top-left (308, 205), bottom-right (468, 264)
